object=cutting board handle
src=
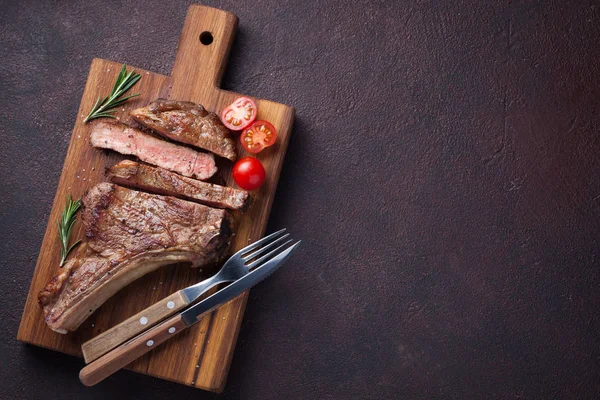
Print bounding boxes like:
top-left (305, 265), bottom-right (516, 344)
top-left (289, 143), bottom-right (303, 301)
top-left (170, 5), bottom-right (238, 99)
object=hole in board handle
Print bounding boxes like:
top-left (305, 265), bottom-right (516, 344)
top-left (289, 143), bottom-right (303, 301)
top-left (200, 31), bottom-right (213, 45)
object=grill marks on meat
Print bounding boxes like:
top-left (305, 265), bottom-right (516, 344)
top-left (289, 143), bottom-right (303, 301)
top-left (90, 121), bottom-right (217, 180)
top-left (108, 160), bottom-right (250, 210)
top-left (38, 183), bottom-right (232, 333)
top-left (130, 99), bottom-right (237, 161)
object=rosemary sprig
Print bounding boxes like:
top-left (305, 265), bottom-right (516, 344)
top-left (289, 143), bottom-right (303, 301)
top-left (84, 64), bottom-right (141, 123)
top-left (57, 195), bottom-right (82, 267)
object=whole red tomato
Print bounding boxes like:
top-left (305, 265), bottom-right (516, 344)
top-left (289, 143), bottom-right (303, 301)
top-left (232, 157), bottom-right (266, 190)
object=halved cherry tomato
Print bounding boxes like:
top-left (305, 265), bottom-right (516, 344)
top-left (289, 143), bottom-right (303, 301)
top-left (232, 157), bottom-right (266, 190)
top-left (221, 97), bottom-right (257, 131)
top-left (240, 120), bottom-right (277, 154)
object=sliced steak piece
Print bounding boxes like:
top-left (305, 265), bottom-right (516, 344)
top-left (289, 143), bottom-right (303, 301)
top-left (130, 99), bottom-right (237, 161)
top-left (108, 160), bottom-right (250, 210)
top-left (38, 183), bottom-right (232, 333)
top-left (90, 121), bottom-right (217, 180)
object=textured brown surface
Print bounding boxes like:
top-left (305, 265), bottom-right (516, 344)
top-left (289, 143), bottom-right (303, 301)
top-left (2, 0), bottom-right (600, 399)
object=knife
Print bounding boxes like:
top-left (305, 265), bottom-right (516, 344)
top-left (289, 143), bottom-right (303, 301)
top-left (79, 240), bottom-right (300, 386)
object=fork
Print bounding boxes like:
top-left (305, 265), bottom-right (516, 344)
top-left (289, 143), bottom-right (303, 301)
top-left (81, 229), bottom-right (291, 363)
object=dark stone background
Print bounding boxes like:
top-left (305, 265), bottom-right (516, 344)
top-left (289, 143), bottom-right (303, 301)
top-left (2, 0), bottom-right (600, 399)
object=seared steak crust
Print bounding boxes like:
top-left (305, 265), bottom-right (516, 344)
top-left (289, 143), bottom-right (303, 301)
top-left (38, 183), bottom-right (232, 333)
top-left (130, 99), bottom-right (237, 161)
top-left (108, 160), bottom-right (249, 210)
top-left (90, 121), bottom-right (217, 180)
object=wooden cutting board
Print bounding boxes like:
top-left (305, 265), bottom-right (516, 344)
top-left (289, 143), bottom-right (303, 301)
top-left (17, 5), bottom-right (294, 392)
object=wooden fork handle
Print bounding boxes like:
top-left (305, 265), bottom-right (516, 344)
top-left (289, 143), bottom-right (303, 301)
top-left (79, 314), bottom-right (188, 386)
top-left (81, 291), bottom-right (189, 363)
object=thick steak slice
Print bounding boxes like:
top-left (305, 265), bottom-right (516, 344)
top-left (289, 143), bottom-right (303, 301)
top-left (38, 183), bottom-right (232, 333)
top-left (90, 121), bottom-right (217, 180)
top-left (108, 160), bottom-right (250, 210)
top-left (130, 99), bottom-right (237, 161)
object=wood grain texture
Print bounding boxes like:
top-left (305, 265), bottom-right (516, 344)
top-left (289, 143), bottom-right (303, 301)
top-left (17, 5), bottom-right (294, 392)
top-left (81, 291), bottom-right (188, 363)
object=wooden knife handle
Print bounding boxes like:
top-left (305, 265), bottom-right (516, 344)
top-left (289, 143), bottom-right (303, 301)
top-left (81, 291), bottom-right (189, 363)
top-left (79, 314), bottom-right (188, 386)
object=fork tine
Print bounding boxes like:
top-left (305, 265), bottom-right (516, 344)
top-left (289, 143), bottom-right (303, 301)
top-left (232, 228), bottom-right (287, 259)
top-left (246, 239), bottom-right (294, 269)
top-left (242, 233), bottom-right (290, 262)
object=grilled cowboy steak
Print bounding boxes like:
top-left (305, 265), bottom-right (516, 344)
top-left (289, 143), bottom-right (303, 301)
top-left (90, 121), bottom-right (217, 180)
top-left (108, 160), bottom-right (249, 210)
top-left (130, 99), bottom-right (237, 161)
top-left (38, 183), bottom-right (232, 333)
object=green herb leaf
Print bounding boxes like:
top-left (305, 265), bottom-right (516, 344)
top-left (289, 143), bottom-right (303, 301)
top-left (58, 195), bottom-right (82, 267)
top-left (84, 64), bottom-right (141, 123)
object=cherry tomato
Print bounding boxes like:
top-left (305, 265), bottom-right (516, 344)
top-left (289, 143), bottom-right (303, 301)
top-left (240, 120), bottom-right (277, 154)
top-left (232, 157), bottom-right (266, 190)
top-left (221, 97), bottom-right (257, 131)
